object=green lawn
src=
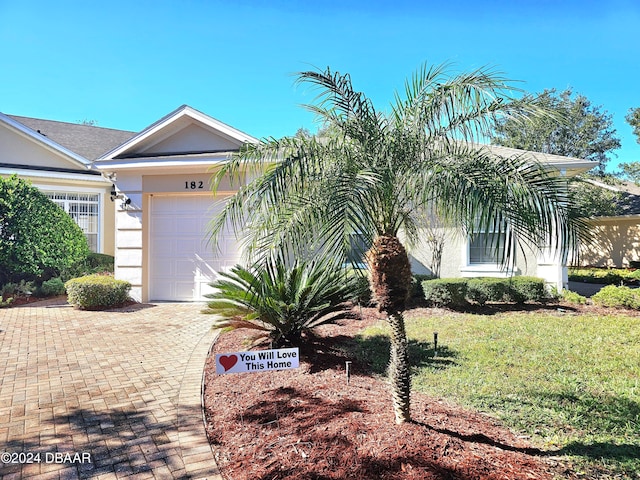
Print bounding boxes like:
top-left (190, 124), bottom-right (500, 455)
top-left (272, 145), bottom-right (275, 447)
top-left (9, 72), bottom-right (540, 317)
top-left (353, 310), bottom-right (640, 477)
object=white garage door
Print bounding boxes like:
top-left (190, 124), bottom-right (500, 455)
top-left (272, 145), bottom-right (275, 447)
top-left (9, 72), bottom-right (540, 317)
top-left (149, 194), bottom-right (241, 301)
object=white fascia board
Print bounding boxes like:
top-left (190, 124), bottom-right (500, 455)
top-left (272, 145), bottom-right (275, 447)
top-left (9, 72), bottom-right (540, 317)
top-left (0, 112), bottom-right (92, 169)
top-left (586, 214), bottom-right (640, 222)
top-left (183, 106), bottom-right (259, 144)
top-left (95, 152), bottom-right (232, 171)
top-left (484, 144), bottom-right (596, 174)
top-left (0, 166), bottom-right (110, 184)
top-left (97, 105), bottom-right (258, 161)
top-left (95, 159), bottom-right (227, 171)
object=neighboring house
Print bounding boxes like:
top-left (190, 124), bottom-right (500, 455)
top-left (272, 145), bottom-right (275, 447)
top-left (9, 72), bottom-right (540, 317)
top-left (576, 180), bottom-right (640, 267)
top-left (409, 144), bottom-right (595, 291)
top-left (2, 106), bottom-right (597, 302)
top-left (0, 112), bottom-right (135, 254)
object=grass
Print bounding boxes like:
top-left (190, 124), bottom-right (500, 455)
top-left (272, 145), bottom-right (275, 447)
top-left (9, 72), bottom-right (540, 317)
top-left (353, 310), bottom-right (640, 477)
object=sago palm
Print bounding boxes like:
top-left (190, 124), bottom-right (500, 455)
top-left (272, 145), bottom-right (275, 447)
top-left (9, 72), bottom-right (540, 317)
top-left (210, 63), bottom-right (582, 424)
top-left (203, 259), bottom-right (360, 347)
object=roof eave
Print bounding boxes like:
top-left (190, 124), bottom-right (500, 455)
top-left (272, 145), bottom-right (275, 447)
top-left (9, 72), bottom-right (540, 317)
top-left (0, 166), bottom-right (110, 184)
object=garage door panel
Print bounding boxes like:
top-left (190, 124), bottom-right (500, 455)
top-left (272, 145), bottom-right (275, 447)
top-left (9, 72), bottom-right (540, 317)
top-left (150, 194), bottom-right (241, 301)
top-left (153, 220), bottom-right (177, 235)
top-left (153, 262), bottom-right (174, 276)
top-left (176, 238), bottom-right (199, 252)
top-left (153, 241), bottom-right (175, 255)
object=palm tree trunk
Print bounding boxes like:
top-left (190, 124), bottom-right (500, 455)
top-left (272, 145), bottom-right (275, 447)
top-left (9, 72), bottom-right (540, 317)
top-left (366, 234), bottom-right (413, 424)
top-left (388, 311), bottom-right (411, 423)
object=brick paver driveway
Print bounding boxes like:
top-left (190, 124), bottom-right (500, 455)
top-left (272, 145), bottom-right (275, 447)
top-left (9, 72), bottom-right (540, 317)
top-left (0, 298), bottom-right (222, 479)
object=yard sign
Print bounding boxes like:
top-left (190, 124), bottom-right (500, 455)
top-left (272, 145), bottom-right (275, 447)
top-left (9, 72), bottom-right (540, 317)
top-left (215, 347), bottom-right (299, 374)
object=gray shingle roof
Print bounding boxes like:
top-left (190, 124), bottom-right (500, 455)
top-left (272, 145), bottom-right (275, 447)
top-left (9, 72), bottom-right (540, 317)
top-left (616, 192), bottom-right (640, 215)
top-left (8, 115), bottom-right (136, 161)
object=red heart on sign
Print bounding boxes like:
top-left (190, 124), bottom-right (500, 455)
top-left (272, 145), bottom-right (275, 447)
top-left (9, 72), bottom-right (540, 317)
top-left (219, 354), bottom-right (238, 372)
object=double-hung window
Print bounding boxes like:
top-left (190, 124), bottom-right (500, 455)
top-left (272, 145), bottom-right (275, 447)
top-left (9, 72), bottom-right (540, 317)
top-left (45, 192), bottom-right (100, 252)
top-left (468, 230), bottom-right (506, 265)
top-left (461, 219), bottom-right (513, 277)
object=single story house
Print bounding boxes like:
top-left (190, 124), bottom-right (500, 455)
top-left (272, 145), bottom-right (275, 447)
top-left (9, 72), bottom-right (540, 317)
top-left (2, 106), bottom-right (597, 303)
top-left (576, 180), bottom-right (640, 268)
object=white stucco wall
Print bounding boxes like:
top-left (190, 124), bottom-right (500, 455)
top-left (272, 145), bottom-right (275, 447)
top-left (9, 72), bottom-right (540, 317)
top-left (408, 226), bottom-right (566, 291)
top-left (111, 173), bottom-right (144, 301)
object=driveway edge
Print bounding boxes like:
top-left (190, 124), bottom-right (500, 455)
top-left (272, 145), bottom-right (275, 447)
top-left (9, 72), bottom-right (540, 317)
top-left (177, 323), bottom-right (222, 480)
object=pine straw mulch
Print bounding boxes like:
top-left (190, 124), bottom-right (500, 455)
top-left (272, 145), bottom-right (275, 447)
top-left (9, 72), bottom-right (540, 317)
top-left (203, 303), bottom-right (591, 480)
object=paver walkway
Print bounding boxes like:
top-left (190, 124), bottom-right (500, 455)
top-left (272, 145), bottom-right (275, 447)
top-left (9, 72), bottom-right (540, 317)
top-left (0, 298), bottom-right (223, 479)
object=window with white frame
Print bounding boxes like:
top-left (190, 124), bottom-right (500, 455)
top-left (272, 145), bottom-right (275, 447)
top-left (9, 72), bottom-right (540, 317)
top-left (45, 192), bottom-right (100, 252)
top-left (468, 230), bottom-right (506, 264)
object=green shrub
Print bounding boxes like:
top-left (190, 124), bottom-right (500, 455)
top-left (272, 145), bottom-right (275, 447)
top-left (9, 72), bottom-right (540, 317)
top-left (562, 289), bottom-right (587, 305)
top-left (411, 274), bottom-right (436, 298)
top-left (467, 278), bottom-right (508, 305)
top-left (0, 297), bottom-right (13, 308)
top-left (0, 175), bottom-right (90, 284)
top-left (1, 282), bottom-right (17, 297)
top-left (34, 277), bottom-right (66, 297)
top-left (3, 280), bottom-right (34, 296)
top-left (60, 253), bottom-right (115, 281)
top-left (592, 285), bottom-right (640, 310)
top-left (423, 276), bottom-right (546, 307)
top-left (508, 276), bottom-right (546, 303)
top-left (65, 274), bottom-right (131, 310)
top-left (568, 267), bottom-right (638, 285)
top-left (204, 259), bottom-right (360, 347)
top-left (422, 278), bottom-right (468, 307)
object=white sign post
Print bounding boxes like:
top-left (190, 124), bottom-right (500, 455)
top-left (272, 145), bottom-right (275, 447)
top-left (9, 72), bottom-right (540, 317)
top-left (215, 347), bottom-right (299, 375)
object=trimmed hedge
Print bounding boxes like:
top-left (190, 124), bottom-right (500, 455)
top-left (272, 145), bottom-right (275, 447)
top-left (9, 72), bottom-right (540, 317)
top-left (568, 267), bottom-right (640, 285)
top-left (411, 274), bottom-right (437, 299)
top-left (348, 272), bottom-right (436, 305)
top-left (592, 285), bottom-right (640, 310)
top-left (508, 276), bottom-right (546, 303)
top-left (422, 278), bottom-right (469, 307)
top-left (422, 276), bottom-right (547, 307)
top-left (65, 274), bottom-right (131, 310)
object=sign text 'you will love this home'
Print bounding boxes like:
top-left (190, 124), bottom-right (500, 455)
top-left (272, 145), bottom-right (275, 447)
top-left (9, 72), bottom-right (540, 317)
top-left (215, 348), bottom-right (299, 374)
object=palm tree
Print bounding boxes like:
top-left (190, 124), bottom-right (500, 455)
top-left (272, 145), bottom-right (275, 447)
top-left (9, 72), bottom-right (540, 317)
top-left (210, 63), bottom-right (581, 424)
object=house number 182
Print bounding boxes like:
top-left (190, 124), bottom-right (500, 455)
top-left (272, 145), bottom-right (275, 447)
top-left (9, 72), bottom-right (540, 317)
top-left (185, 181), bottom-right (204, 190)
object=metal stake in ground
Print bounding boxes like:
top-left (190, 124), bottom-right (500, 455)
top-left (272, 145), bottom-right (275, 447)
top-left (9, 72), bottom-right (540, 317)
top-left (433, 332), bottom-right (438, 357)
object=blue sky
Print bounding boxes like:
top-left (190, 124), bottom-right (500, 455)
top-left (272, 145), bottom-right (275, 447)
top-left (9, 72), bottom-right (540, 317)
top-left (1, 0), bottom-right (639, 171)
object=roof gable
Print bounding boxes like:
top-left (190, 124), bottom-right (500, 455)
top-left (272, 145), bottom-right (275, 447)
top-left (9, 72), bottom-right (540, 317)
top-left (99, 105), bottom-right (258, 161)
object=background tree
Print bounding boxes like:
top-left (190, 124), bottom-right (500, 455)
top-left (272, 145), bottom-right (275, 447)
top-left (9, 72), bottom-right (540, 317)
top-left (618, 108), bottom-right (640, 185)
top-left (492, 88), bottom-right (621, 176)
top-left (627, 107), bottom-right (640, 143)
top-left (210, 64), bottom-right (581, 424)
top-left (0, 175), bottom-right (90, 284)
top-left (568, 177), bottom-right (623, 218)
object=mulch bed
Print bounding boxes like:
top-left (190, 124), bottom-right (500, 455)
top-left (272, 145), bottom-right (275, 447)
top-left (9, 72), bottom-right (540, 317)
top-left (203, 304), bottom-right (584, 480)
top-left (1, 293), bottom-right (45, 307)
